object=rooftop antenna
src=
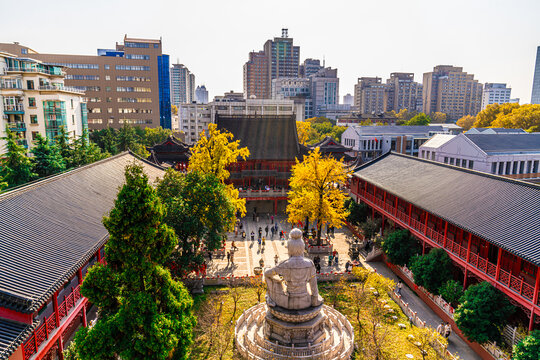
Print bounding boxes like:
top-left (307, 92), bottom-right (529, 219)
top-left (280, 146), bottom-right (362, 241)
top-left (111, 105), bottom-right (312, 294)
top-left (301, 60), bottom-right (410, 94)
top-left (282, 28), bottom-right (288, 38)
top-left (323, 55), bottom-right (325, 68)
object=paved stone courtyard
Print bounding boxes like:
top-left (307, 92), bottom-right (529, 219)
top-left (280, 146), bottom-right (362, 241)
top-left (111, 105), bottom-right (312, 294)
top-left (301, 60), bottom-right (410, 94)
top-left (206, 213), bottom-right (354, 278)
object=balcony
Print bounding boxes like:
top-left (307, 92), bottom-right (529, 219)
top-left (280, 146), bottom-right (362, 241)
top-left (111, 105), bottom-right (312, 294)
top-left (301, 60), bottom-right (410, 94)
top-left (0, 81), bottom-right (23, 90)
top-left (7, 121), bottom-right (26, 131)
top-left (3, 103), bottom-right (24, 114)
top-left (23, 285), bottom-right (83, 360)
top-left (39, 84), bottom-right (85, 95)
top-left (238, 188), bottom-right (289, 199)
top-left (355, 189), bottom-right (540, 308)
top-left (7, 67), bottom-right (66, 77)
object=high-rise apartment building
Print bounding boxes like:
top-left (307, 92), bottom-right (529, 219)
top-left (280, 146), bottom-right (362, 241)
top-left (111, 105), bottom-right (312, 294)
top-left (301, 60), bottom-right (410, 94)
top-left (481, 83), bottom-right (512, 110)
top-left (0, 52), bottom-right (87, 152)
top-left (195, 85), bottom-right (208, 104)
top-left (343, 93), bottom-right (354, 106)
top-left (354, 77), bottom-right (386, 114)
top-left (0, 36), bottom-right (172, 130)
top-left (384, 73), bottom-right (422, 113)
top-left (310, 67), bottom-right (339, 116)
top-left (170, 63), bottom-right (195, 106)
top-left (299, 58), bottom-right (322, 77)
top-left (531, 46), bottom-right (540, 104)
top-left (243, 51), bottom-right (269, 99)
top-left (243, 29), bottom-right (300, 99)
top-left (423, 65), bottom-right (483, 121)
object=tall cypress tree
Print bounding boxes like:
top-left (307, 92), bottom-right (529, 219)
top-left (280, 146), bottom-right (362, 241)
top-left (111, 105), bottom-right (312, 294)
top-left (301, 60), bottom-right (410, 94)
top-left (0, 127), bottom-right (36, 187)
top-left (31, 134), bottom-right (66, 178)
top-left (75, 164), bottom-right (195, 360)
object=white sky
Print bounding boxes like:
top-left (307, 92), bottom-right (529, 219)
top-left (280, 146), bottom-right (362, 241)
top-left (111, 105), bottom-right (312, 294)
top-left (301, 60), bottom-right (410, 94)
top-left (2, 0), bottom-right (540, 103)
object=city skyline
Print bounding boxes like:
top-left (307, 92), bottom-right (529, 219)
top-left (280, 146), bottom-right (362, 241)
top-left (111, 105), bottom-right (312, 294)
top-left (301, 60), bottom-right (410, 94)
top-left (1, 0), bottom-right (540, 104)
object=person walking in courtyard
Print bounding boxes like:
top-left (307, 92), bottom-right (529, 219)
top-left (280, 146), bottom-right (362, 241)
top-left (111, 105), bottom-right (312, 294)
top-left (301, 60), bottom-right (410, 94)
top-left (396, 280), bottom-right (403, 296)
top-left (241, 230), bottom-right (246, 240)
top-left (265, 225), bottom-right (269, 237)
top-left (345, 260), bottom-right (351, 273)
top-left (258, 236), bottom-right (261, 248)
top-left (444, 323), bottom-right (452, 339)
top-left (271, 215), bottom-right (274, 224)
top-left (227, 251), bottom-right (231, 266)
top-left (328, 254), bottom-right (333, 266)
top-left (262, 236), bottom-right (266, 249)
top-left (251, 231), bottom-right (255, 241)
top-left (230, 251), bottom-right (235, 265)
top-left (334, 252), bottom-right (339, 266)
top-left (258, 227), bottom-right (262, 239)
top-left (271, 226), bottom-right (275, 238)
top-left (234, 224), bottom-right (238, 237)
top-left (231, 241), bottom-right (238, 251)
top-left (274, 254), bottom-right (279, 265)
top-left (437, 322), bottom-right (445, 337)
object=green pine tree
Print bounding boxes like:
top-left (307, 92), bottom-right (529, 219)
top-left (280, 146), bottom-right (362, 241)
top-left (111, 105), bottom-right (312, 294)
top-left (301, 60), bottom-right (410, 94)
top-left (0, 127), bottom-right (36, 187)
top-left (31, 134), bottom-right (66, 178)
top-left (71, 129), bottom-right (108, 167)
top-left (75, 164), bottom-right (196, 360)
top-left (55, 125), bottom-right (73, 166)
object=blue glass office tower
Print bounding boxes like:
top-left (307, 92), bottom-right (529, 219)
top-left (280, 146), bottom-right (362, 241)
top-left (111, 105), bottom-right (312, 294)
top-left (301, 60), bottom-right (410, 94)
top-left (158, 54), bottom-right (172, 129)
top-left (532, 46), bottom-right (540, 104)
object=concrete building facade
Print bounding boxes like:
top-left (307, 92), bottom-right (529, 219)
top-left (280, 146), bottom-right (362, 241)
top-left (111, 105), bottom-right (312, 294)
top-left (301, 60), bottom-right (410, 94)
top-left (385, 72), bottom-right (422, 113)
top-left (299, 58), bottom-right (322, 77)
top-left (481, 83), bottom-right (512, 110)
top-left (419, 133), bottom-right (540, 180)
top-left (0, 36), bottom-right (171, 130)
top-left (310, 67), bottom-right (339, 117)
top-left (354, 77), bottom-right (386, 114)
top-left (195, 85), bottom-right (208, 104)
top-left (170, 63), bottom-right (195, 106)
top-left (422, 65), bottom-right (483, 121)
top-left (0, 52), bottom-right (87, 153)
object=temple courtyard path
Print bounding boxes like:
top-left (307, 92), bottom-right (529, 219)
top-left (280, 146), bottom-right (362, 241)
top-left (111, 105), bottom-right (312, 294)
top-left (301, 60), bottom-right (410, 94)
top-left (205, 213), bottom-right (480, 360)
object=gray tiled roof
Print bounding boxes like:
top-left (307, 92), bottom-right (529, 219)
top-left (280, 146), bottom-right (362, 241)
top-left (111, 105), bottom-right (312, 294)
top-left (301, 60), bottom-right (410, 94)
top-left (216, 115), bottom-right (303, 160)
top-left (0, 319), bottom-right (37, 360)
top-left (465, 134), bottom-right (540, 153)
top-left (0, 152), bottom-right (164, 313)
top-left (353, 153), bottom-right (540, 265)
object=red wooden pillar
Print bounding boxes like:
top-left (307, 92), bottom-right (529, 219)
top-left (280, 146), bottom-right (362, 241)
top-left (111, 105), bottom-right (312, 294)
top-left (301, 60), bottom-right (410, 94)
top-left (97, 248), bottom-right (102, 263)
top-left (58, 337), bottom-right (65, 360)
top-left (53, 290), bottom-right (60, 327)
top-left (422, 240), bottom-right (426, 255)
top-left (466, 233), bottom-right (472, 263)
top-left (77, 268), bottom-right (83, 284)
top-left (530, 266), bottom-right (540, 331)
top-left (495, 248), bottom-right (503, 281)
top-left (407, 203), bottom-right (412, 226)
top-left (383, 190), bottom-right (387, 205)
top-left (82, 305), bottom-right (88, 327)
top-left (443, 221), bottom-right (448, 248)
top-left (424, 211), bottom-right (429, 235)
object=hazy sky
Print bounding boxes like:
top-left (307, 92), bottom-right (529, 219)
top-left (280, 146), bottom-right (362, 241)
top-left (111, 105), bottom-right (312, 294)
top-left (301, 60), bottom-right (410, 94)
top-left (2, 0), bottom-right (540, 103)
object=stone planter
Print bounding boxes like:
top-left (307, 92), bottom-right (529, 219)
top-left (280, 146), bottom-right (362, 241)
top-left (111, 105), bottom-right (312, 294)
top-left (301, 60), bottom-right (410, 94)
top-left (254, 266), bottom-right (263, 275)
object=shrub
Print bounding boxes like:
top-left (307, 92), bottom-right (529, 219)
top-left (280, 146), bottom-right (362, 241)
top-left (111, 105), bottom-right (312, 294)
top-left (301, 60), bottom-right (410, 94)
top-left (513, 330), bottom-right (540, 360)
top-left (381, 230), bottom-right (420, 266)
top-left (438, 280), bottom-right (464, 307)
top-left (409, 248), bottom-right (452, 295)
top-left (346, 199), bottom-right (368, 226)
top-left (360, 218), bottom-right (381, 241)
top-left (454, 282), bottom-right (514, 344)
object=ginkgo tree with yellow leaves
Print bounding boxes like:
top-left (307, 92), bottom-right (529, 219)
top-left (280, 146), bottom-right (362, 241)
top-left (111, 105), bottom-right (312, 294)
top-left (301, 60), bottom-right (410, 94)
top-left (188, 123), bottom-right (250, 216)
top-left (286, 148), bottom-right (350, 245)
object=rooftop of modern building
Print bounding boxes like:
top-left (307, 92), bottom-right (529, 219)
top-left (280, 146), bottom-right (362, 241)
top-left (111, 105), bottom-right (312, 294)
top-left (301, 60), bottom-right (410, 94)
top-left (419, 134), bottom-right (456, 148)
top-left (466, 127), bottom-right (527, 134)
top-left (465, 133), bottom-right (540, 153)
top-left (0, 152), bottom-right (164, 314)
top-left (353, 152), bottom-right (540, 266)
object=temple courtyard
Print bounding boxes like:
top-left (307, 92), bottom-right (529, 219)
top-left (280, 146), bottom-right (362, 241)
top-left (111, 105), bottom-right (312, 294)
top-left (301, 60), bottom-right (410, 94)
top-left (204, 213), bottom-right (481, 360)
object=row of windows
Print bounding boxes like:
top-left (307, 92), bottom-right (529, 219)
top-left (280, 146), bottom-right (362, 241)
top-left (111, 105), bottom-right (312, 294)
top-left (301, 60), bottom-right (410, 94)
top-left (65, 75), bottom-right (100, 80)
top-left (443, 156), bottom-right (474, 169)
top-left (117, 97), bottom-right (152, 103)
top-left (116, 76), bottom-right (151, 82)
top-left (116, 87), bottom-right (151, 92)
top-left (125, 42), bottom-right (158, 48)
top-left (74, 86), bottom-right (101, 92)
top-left (115, 65), bottom-right (150, 71)
top-left (87, 118), bottom-right (153, 125)
top-left (48, 63), bottom-right (99, 69)
top-left (125, 54), bottom-right (150, 60)
top-left (344, 138), bottom-right (356, 147)
top-left (491, 160), bottom-right (539, 175)
top-left (118, 108), bottom-right (153, 114)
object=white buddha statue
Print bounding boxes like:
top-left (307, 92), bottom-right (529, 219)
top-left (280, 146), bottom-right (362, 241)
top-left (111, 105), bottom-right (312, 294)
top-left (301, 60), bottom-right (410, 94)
top-left (264, 228), bottom-right (323, 310)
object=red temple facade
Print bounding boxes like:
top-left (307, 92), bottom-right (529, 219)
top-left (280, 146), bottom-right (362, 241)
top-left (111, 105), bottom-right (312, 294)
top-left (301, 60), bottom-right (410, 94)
top-left (350, 152), bottom-right (540, 331)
